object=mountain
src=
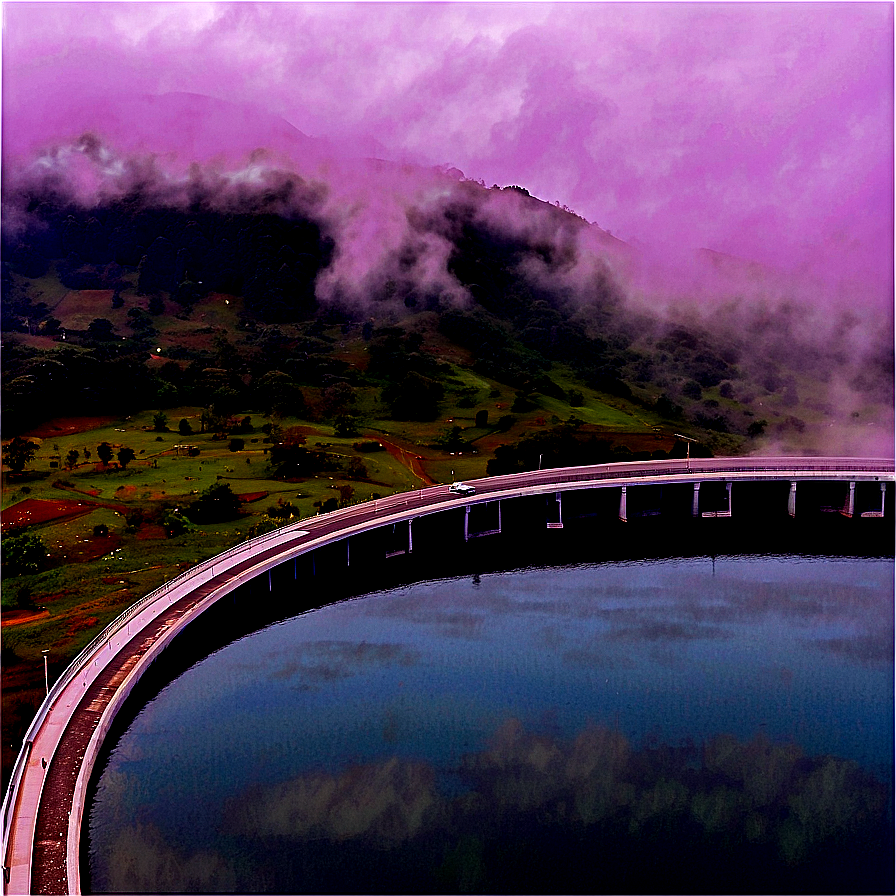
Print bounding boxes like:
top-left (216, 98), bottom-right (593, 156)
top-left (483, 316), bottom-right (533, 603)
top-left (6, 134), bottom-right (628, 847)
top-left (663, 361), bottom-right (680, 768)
top-left (1, 109), bottom-right (892, 459)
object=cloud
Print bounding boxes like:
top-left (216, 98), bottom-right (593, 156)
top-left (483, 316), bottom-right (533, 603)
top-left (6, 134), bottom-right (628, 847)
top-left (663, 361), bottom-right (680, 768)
top-left (3, 2), bottom-right (891, 310)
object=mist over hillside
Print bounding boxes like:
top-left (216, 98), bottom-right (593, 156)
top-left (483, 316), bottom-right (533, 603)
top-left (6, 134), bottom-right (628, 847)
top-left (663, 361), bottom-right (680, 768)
top-left (3, 114), bottom-right (893, 453)
top-left (2, 92), bottom-right (892, 458)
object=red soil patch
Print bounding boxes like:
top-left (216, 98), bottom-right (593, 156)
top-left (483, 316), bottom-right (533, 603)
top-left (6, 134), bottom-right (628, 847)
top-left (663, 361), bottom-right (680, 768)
top-left (135, 524), bottom-right (167, 540)
top-left (1, 609), bottom-right (50, 628)
top-left (63, 533), bottom-right (123, 562)
top-left (376, 438), bottom-right (435, 485)
top-left (24, 416), bottom-right (116, 439)
top-left (67, 615), bottom-right (99, 637)
top-left (238, 491), bottom-right (269, 503)
top-left (1, 499), bottom-right (95, 531)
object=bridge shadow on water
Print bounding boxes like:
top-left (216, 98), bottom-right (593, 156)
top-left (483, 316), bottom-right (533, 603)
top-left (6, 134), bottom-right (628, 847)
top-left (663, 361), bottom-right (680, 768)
top-left (83, 505), bottom-right (894, 895)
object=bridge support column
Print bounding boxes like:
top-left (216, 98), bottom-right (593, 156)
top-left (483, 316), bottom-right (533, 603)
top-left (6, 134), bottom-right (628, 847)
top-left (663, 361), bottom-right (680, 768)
top-left (619, 486), bottom-right (628, 522)
top-left (844, 482), bottom-right (856, 518)
top-left (497, 500), bottom-right (502, 533)
top-left (788, 481), bottom-right (797, 518)
top-left (726, 482), bottom-right (732, 516)
top-left (346, 538), bottom-right (350, 567)
top-left (880, 483), bottom-right (887, 517)
top-left (692, 482), bottom-right (701, 517)
top-left (557, 492), bottom-right (563, 527)
top-left (464, 505), bottom-right (470, 542)
top-left (408, 518), bottom-right (413, 553)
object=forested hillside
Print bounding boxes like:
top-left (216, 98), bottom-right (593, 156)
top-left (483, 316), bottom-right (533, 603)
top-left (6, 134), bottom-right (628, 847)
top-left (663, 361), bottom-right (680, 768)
top-left (2, 159), bottom-right (891, 464)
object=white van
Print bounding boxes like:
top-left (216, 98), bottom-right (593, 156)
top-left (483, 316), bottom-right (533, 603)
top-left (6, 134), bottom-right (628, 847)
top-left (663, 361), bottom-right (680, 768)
top-left (448, 482), bottom-right (476, 496)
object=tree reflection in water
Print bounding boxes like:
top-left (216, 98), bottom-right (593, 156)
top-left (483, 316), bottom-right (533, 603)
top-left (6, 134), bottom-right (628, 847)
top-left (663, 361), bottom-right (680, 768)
top-left (94, 722), bottom-right (892, 894)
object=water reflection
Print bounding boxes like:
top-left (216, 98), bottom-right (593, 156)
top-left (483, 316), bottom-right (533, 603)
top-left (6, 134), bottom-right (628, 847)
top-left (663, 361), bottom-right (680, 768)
top-left (87, 555), bottom-right (893, 894)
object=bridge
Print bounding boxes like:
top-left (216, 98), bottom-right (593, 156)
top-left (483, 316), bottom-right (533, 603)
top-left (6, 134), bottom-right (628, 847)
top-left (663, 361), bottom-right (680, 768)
top-left (2, 456), bottom-right (892, 895)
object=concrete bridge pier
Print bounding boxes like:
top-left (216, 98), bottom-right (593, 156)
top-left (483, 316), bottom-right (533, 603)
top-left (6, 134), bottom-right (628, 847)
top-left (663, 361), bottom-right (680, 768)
top-left (408, 518), bottom-right (414, 553)
top-left (546, 492), bottom-right (564, 528)
top-left (788, 481), bottom-right (797, 518)
top-left (843, 481), bottom-right (856, 518)
top-left (619, 486), bottom-right (627, 522)
top-left (465, 501), bottom-right (503, 540)
top-left (692, 482), bottom-right (701, 517)
top-left (880, 482), bottom-right (887, 517)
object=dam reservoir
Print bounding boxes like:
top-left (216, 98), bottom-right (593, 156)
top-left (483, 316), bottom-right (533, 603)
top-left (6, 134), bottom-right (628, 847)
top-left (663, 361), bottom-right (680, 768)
top-left (85, 537), bottom-right (894, 894)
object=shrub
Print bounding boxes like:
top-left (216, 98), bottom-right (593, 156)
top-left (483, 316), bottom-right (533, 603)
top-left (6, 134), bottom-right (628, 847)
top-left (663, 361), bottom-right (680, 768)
top-left (2, 532), bottom-right (47, 576)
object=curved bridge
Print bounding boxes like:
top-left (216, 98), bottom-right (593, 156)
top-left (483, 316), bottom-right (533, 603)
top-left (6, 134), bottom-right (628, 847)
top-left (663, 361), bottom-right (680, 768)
top-left (2, 456), bottom-right (892, 894)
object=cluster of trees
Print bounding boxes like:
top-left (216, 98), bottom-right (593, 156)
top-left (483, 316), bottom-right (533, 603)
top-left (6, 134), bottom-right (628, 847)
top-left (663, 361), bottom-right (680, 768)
top-left (486, 421), bottom-right (708, 476)
top-left (1, 182), bottom-right (788, 445)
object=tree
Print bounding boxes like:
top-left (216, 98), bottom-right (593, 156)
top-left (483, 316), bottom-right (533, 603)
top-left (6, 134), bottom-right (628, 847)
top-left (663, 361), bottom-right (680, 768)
top-left (117, 446), bottom-right (136, 469)
top-left (382, 371), bottom-right (444, 421)
top-left (188, 481), bottom-right (242, 523)
top-left (437, 426), bottom-right (466, 452)
top-left (152, 411), bottom-right (169, 432)
top-left (747, 419), bottom-right (768, 438)
top-left (87, 318), bottom-right (116, 340)
top-left (3, 436), bottom-right (38, 473)
top-left (65, 449), bottom-right (80, 471)
top-left (338, 485), bottom-right (355, 507)
top-left (97, 442), bottom-right (114, 465)
top-left (178, 418), bottom-right (193, 435)
top-left (314, 497), bottom-right (338, 514)
top-left (475, 409), bottom-right (489, 428)
top-left (228, 438), bottom-right (245, 452)
top-left (161, 508), bottom-right (191, 537)
top-left (347, 457), bottom-right (368, 480)
top-left (2, 532), bottom-right (47, 576)
top-left (333, 414), bottom-right (360, 438)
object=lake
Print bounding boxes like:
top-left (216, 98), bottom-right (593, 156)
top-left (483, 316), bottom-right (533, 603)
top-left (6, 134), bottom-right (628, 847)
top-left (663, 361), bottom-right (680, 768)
top-left (85, 549), bottom-right (893, 894)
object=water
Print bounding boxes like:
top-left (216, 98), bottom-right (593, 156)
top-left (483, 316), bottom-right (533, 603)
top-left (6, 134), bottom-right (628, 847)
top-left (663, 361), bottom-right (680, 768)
top-left (86, 553), bottom-right (894, 894)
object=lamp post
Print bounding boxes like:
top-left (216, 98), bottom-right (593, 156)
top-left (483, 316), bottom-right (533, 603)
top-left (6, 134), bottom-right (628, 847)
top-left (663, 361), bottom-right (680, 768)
top-left (41, 649), bottom-right (49, 697)
top-left (674, 434), bottom-right (698, 472)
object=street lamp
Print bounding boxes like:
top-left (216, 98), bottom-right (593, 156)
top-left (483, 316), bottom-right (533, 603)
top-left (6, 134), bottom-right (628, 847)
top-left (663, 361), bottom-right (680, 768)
top-left (41, 649), bottom-right (49, 697)
top-left (674, 434), bottom-right (698, 472)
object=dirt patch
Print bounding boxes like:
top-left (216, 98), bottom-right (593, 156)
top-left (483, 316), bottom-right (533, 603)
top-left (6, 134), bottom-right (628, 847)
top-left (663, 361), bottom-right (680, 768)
top-left (1, 498), bottom-right (95, 531)
top-left (1, 609), bottom-right (51, 628)
top-left (64, 533), bottom-right (123, 562)
top-left (376, 438), bottom-right (435, 485)
top-left (67, 615), bottom-right (100, 637)
top-left (110, 484), bottom-right (167, 502)
top-left (135, 524), bottom-right (167, 540)
top-left (238, 491), bottom-right (269, 503)
top-left (24, 416), bottom-right (117, 439)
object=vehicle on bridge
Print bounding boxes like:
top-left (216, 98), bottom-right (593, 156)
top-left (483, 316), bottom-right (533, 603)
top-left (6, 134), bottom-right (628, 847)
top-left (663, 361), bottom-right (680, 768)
top-left (449, 481), bottom-right (476, 496)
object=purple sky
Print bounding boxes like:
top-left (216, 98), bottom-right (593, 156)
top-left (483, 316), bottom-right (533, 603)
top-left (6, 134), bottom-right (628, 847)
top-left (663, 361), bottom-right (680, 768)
top-left (3, 2), bottom-right (893, 309)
